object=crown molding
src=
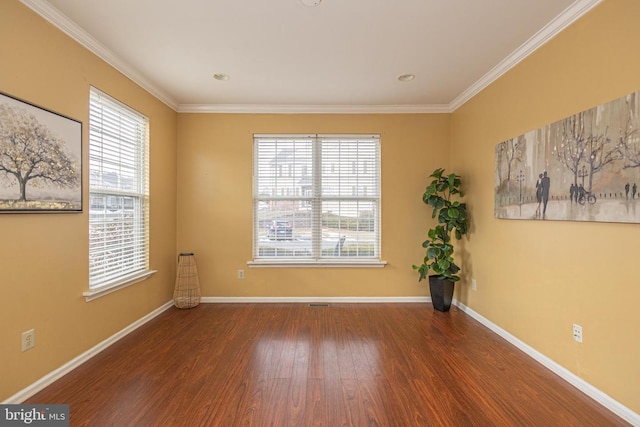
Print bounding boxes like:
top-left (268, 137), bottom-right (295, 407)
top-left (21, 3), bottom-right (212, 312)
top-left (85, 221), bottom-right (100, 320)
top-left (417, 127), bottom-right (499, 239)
top-left (449, 0), bottom-right (603, 111)
top-left (19, 0), bottom-right (179, 111)
top-left (177, 103), bottom-right (452, 114)
top-left (20, 0), bottom-right (601, 115)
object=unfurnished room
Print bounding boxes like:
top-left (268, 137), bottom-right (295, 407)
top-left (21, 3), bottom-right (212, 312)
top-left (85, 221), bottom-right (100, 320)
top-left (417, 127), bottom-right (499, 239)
top-left (1, 0), bottom-right (639, 425)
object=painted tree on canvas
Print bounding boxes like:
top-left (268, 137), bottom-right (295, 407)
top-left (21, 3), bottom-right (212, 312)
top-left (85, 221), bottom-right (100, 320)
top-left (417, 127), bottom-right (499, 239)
top-left (552, 112), bottom-right (590, 186)
top-left (496, 135), bottom-right (525, 184)
top-left (0, 104), bottom-right (79, 201)
top-left (551, 109), bottom-right (622, 192)
top-left (619, 93), bottom-right (640, 169)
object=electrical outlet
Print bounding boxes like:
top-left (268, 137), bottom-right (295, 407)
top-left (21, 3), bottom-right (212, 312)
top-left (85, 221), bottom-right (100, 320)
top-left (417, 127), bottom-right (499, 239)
top-left (22, 329), bottom-right (35, 352)
top-left (237, 269), bottom-right (245, 279)
top-left (471, 279), bottom-right (477, 291)
top-left (572, 324), bottom-right (583, 343)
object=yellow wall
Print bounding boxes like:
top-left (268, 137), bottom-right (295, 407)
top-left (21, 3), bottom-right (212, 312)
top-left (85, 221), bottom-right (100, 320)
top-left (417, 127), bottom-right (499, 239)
top-left (0, 1), bottom-right (177, 400)
top-left (451, 0), bottom-right (640, 413)
top-left (177, 113), bottom-right (450, 297)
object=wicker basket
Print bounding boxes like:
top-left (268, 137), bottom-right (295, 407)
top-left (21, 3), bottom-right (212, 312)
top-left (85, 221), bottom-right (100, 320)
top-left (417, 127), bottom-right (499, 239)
top-left (173, 253), bottom-right (201, 309)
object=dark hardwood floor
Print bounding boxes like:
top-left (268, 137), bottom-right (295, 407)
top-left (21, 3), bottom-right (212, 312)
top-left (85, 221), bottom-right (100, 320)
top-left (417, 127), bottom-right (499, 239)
top-left (27, 303), bottom-right (629, 426)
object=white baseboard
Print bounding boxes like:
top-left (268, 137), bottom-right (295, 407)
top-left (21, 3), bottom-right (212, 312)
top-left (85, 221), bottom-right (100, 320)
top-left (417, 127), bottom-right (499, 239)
top-left (200, 296), bottom-right (431, 303)
top-left (3, 301), bottom-right (174, 404)
top-left (453, 300), bottom-right (640, 426)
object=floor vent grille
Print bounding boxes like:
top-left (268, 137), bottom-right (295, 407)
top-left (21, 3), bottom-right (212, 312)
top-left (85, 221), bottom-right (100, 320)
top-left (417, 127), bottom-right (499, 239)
top-left (308, 303), bottom-right (330, 307)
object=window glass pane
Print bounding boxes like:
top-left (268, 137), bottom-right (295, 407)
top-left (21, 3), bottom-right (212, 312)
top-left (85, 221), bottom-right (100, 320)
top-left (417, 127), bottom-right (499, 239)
top-left (255, 137), bottom-right (312, 198)
top-left (89, 195), bottom-right (145, 280)
top-left (321, 138), bottom-right (379, 197)
top-left (321, 200), bottom-right (378, 257)
top-left (255, 200), bottom-right (312, 258)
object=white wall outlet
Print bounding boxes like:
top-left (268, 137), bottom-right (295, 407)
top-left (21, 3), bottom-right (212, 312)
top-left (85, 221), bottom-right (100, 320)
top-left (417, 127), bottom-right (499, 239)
top-left (471, 278), bottom-right (477, 291)
top-left (237, 269), bottom-right (245, 279)
top-left (572, 324), bottom-right (583, 343)
top-left (22, 329), bottom-right (35, 351)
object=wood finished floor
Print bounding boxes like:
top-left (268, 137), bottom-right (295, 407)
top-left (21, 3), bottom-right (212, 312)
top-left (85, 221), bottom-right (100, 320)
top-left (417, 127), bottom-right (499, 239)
top-left (27, 303), bottom-right (628, 426)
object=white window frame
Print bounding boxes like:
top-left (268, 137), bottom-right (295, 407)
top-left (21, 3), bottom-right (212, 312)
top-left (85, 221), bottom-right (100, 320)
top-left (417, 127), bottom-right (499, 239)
top-left (250, 134), bottom-right (386, 268)
top-left (84, 87), bottom-right (154, 301)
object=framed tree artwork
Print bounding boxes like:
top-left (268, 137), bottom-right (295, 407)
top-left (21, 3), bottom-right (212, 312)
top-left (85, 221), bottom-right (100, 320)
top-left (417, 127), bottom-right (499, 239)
top-left (495, 90), bottom-right (640, 224)
top-left (0, 92), bottom-right (82, 212)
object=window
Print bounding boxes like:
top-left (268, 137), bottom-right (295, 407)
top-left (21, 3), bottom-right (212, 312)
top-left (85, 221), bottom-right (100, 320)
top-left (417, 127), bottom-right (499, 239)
top-left (252, 134), bottom-right (383, 266)
top-left (88, 87), bottom-right (150, 290)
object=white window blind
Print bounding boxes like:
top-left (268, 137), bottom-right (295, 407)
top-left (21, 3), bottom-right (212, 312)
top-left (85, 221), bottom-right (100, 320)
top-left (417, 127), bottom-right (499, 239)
top-left (88, 87), bottom-right (149, 288)
top-left (253, 134), bottom-right (380, 263)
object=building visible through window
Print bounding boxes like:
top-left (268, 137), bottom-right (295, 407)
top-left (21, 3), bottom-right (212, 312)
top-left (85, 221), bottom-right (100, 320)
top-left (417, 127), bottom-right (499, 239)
top-left (253, 134), bottom-right (380, 263)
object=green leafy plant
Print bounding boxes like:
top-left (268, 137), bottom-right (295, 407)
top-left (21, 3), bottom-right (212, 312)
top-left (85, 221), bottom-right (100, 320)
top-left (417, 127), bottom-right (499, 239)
top-left (413, 168), bottom-right (469, 282)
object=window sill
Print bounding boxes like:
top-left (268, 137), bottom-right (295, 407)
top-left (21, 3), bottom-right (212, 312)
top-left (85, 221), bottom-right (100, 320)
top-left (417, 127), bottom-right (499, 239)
top-left (83, 270), bottom-right (157, 302)
top-left (247, 260), bottom-right (387, 268)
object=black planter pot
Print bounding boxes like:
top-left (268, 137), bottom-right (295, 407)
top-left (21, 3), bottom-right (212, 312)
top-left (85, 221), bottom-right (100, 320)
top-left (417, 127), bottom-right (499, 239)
top-left (428, 276), bottom-right (454, 312)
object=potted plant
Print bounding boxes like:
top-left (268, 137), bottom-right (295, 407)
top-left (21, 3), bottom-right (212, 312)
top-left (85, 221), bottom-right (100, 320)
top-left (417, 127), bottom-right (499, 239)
top-left (413, 168), bottom-right (469, 311)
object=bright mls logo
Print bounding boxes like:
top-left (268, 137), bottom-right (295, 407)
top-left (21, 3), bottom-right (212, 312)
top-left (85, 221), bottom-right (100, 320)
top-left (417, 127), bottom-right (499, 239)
top-left (0, 405), bottom-right (68, 426)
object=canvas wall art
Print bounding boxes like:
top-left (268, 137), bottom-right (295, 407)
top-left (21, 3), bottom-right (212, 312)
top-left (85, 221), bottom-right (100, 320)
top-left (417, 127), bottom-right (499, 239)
top-left (495, 90), bottom-right (640, 223)
top-left (0, 92), bottom-right (82, 212)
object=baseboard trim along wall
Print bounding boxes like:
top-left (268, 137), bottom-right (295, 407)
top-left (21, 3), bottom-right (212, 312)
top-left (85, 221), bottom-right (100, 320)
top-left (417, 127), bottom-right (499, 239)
top-left (200, 296), bottom-right (431, 303)
top-left (6, 296), bottom-right (638, 425)
top-left (452, 300), bottom-right (640, 426)
top-left (3, 301), bottom-right (174, 404)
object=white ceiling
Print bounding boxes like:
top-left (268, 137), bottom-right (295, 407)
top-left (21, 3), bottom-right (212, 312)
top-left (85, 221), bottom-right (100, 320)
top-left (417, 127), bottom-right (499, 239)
top-left (22, 0), bottom-right (601, 112)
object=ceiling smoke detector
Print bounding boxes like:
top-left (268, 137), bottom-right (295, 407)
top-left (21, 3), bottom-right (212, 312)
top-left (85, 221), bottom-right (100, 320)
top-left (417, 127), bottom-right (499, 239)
top-left (300, 0), bottom-right (322, 7)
